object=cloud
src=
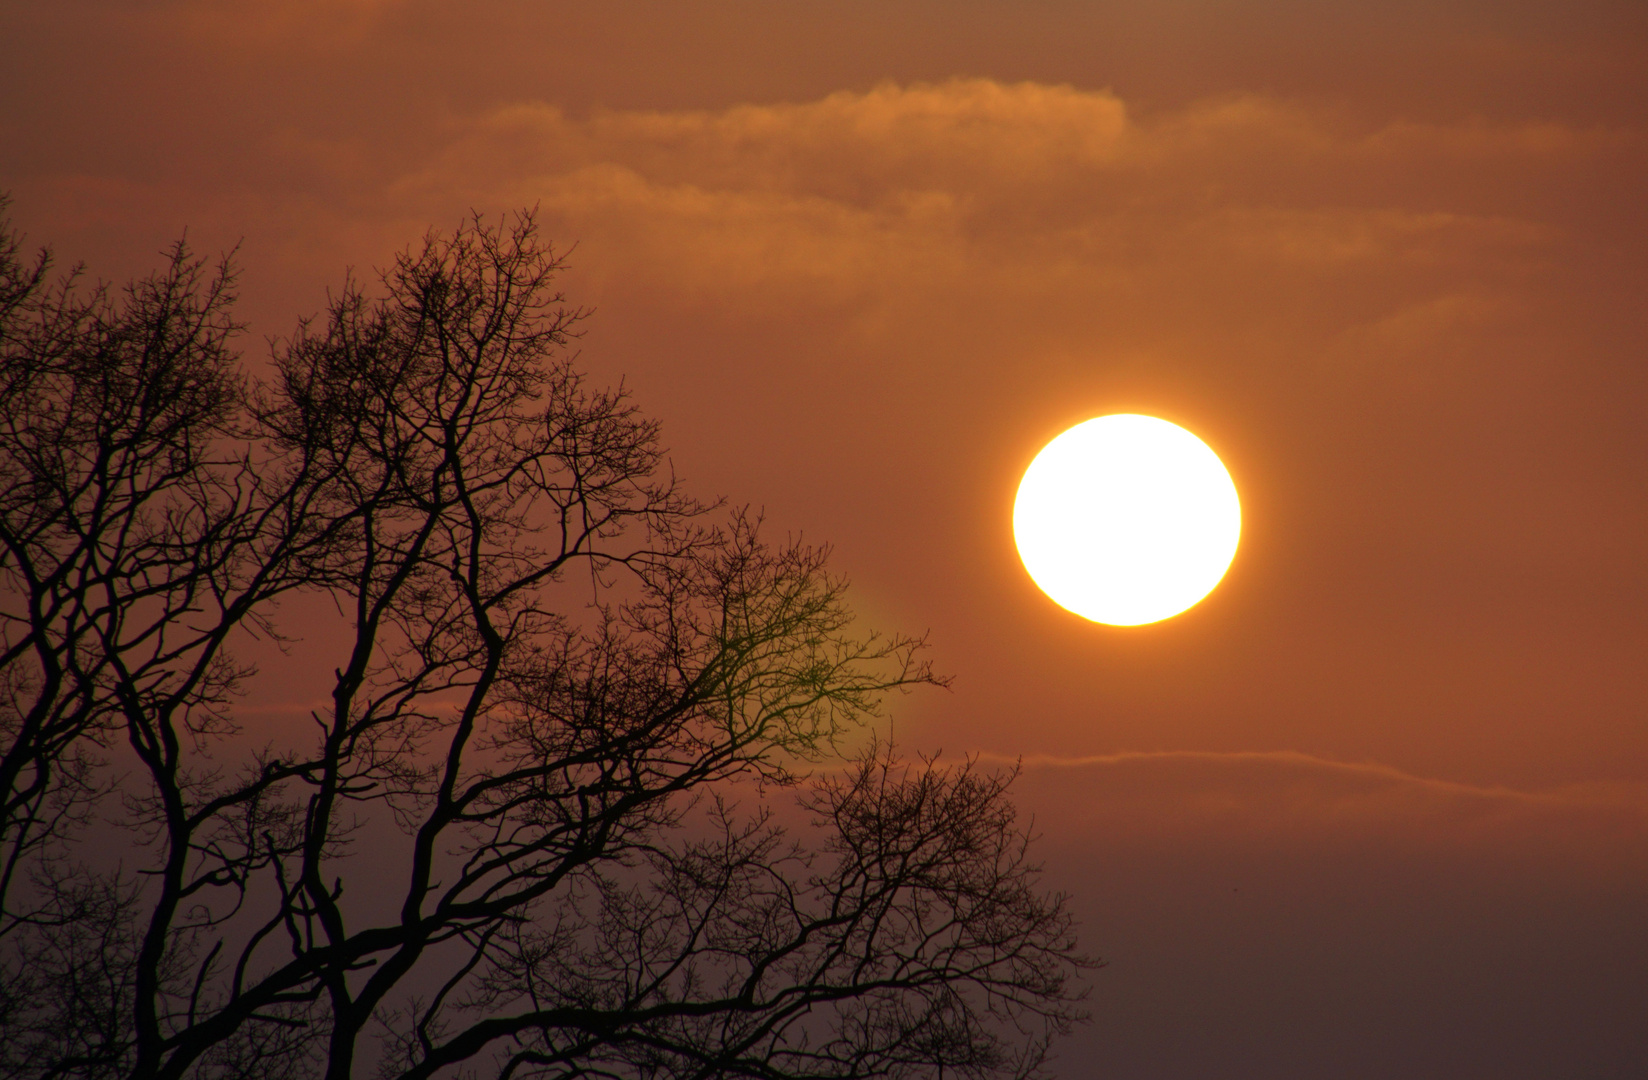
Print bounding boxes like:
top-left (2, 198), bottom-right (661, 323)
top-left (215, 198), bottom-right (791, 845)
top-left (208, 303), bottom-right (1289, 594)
top-left (359, 78), bottom-right (1615, 350)
top-left (17, 77), bottom-right (1620, 358)
top-left (982, 749), bottom-right (1648, 862)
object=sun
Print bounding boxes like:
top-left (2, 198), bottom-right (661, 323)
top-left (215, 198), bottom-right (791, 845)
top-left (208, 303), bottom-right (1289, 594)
top-left (1013, 414), bottom-right (1241, 626)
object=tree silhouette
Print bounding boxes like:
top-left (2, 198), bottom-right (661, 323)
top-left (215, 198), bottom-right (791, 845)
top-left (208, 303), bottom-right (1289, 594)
top-left (0, 202), bottom-right (1089, 1080)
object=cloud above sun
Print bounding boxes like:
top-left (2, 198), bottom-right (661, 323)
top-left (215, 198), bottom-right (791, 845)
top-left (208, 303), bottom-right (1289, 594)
top-left (398, 80), bottom-right (1585, 305)
top-left (18, 76), bottom-right (1630, 378)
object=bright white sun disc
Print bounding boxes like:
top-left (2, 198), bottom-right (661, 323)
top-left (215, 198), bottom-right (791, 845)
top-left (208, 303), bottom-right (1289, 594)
top-left (1013, 414), bottom-right (1240, 626)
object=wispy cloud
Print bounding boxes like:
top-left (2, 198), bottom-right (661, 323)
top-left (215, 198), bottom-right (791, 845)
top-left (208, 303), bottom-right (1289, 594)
top-left (963, 748), bottom-right (1648, 860)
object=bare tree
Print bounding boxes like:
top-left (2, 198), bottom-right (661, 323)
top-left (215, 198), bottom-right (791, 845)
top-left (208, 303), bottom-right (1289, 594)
top-left (0, 204), bottom-right (1090, 1080)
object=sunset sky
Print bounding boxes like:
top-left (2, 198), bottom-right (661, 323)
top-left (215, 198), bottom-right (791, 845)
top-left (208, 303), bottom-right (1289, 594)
top-left (4, 1), bottom-right (1648, 1075)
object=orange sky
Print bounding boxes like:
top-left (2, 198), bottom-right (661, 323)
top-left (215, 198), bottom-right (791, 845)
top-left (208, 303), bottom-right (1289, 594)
top-left (4, 2), bottom-right (1648, 1075)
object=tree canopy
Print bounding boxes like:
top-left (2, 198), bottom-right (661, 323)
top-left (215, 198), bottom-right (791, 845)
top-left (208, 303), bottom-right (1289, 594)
top-left (0, 199), bottom-right (1089, 1080)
